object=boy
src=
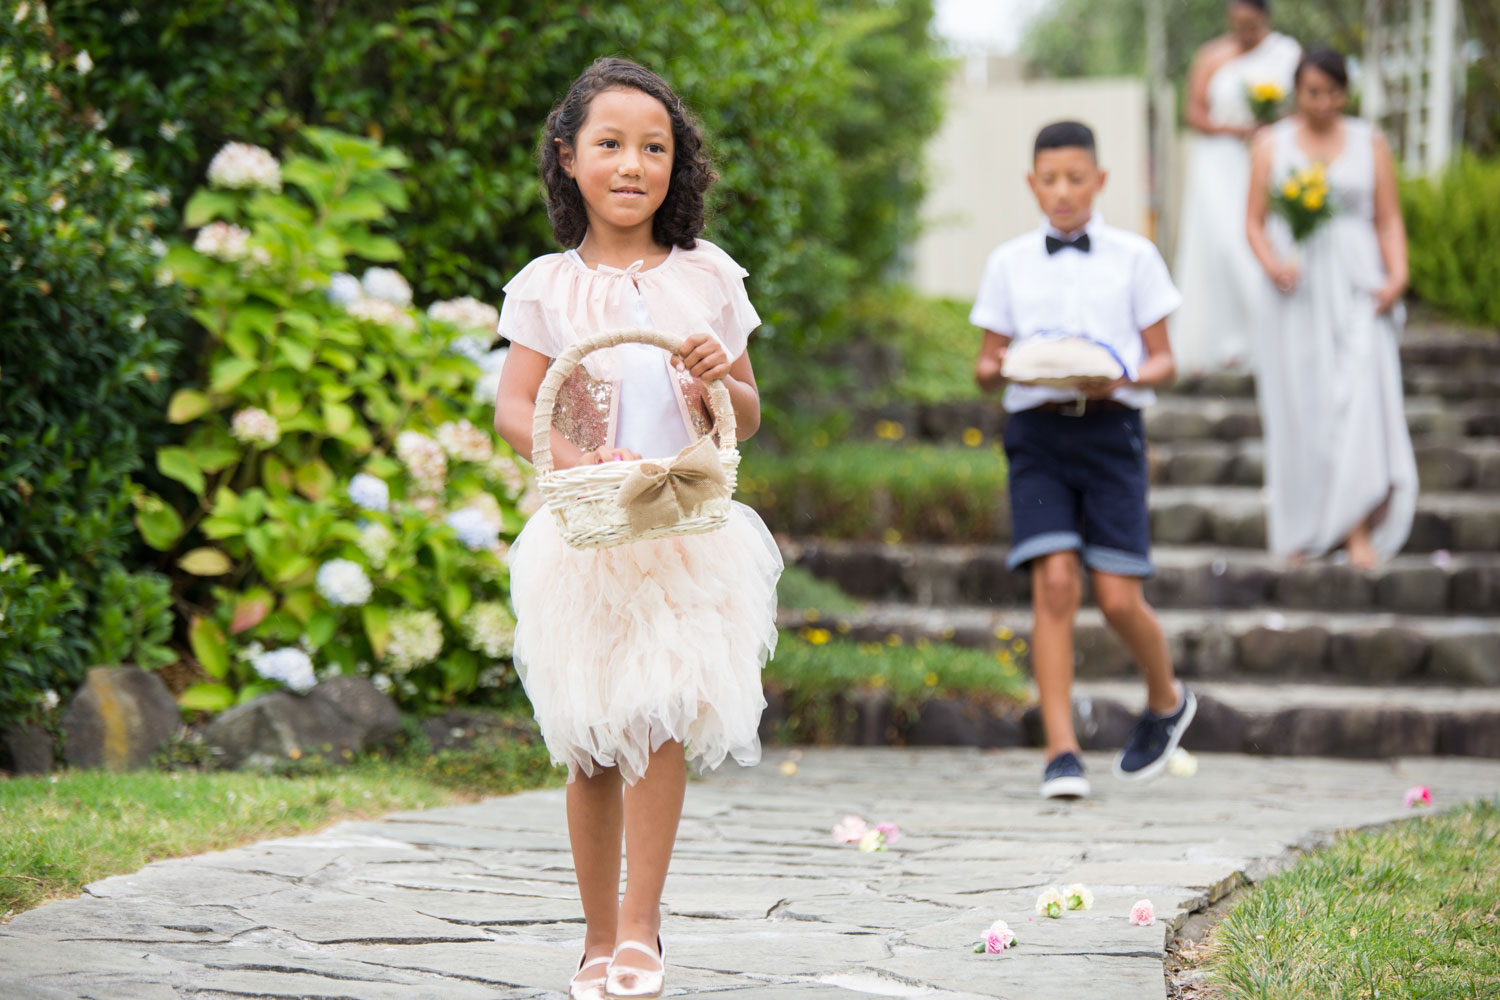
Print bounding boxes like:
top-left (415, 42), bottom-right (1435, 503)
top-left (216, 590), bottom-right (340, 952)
top-left (972, 121), bottom-right (1196, 799)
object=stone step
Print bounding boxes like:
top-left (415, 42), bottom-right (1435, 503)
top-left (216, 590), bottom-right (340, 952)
top-left (1396, 329), bottom-right (1500, 368)
top-left (777, 602), bottom-right (1500, 686)
top-left (1169, 366), bottom-right (1500, 402)
top-left (781, 538), bottom-right (1500, 615)
top-left (1148, 438), bottom-right (1500, 491)
top-left (860, 396), bottom-right (1500, 446)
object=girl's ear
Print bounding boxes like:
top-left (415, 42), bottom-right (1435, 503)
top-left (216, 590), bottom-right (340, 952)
top-left (556, 138), bottom-right (576, 178)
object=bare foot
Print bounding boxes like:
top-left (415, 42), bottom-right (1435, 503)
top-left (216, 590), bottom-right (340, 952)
top-left (1346, 535), bottom-right (1379, 570)
top-left (1285, 551), bottom-right (1309, 568)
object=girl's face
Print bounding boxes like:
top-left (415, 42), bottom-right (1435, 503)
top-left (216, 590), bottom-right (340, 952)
top-left (1227, 2), bottom-right (1269, 49)
top-left (1295, 66), bottom-right (1347, 127)
top-left (558, 86), bottom-right (674, 243)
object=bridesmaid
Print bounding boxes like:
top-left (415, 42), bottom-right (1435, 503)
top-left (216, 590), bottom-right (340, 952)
top-left (1245, 47), bottom-right (1418, 569)
top-left (1172, 0), bottom-right (1300, 375)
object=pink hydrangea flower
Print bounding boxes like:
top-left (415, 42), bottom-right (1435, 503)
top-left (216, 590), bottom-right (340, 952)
top-left (1129, 899), bottom-right (1155, 927)
top-left (874, 822), bottom-right (902, 846)
top-left (832, 815), bottom-right (869, 844)
top-left (1403, 785), bottom-right (1432, 808)
top-left (984, 919), bottom-right (1016, 954)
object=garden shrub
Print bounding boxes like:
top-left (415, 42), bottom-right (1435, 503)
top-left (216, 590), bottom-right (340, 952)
top-left (0, 6), bottom-right (184, 728)
top-left (1401, 156), bottom-right (1500, 327)
top-left (147, 129), bottom-right (526, 715)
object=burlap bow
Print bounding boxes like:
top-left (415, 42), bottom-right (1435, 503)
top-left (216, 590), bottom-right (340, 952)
top-left (614, 436), bottom-right (729, 534)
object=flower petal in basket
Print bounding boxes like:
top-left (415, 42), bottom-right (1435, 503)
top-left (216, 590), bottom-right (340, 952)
top-left (615, 435), bottom-right (729, 534)
top-left (1002, 336), bottom-right (1124, 388)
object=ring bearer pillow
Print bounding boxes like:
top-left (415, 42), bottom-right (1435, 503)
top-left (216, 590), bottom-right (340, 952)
top-left (1001, 333), bottom-right (1128, 388)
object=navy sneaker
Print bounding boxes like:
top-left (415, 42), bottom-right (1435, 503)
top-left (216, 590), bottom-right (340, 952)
top-left (1113, 684), bottom-right (1198, 781)
top-left (1040, 750), bottom-right (1090, 799)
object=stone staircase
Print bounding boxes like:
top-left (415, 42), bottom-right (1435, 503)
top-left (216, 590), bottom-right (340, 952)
top-left (776, 325), bottom-right (1500, 758)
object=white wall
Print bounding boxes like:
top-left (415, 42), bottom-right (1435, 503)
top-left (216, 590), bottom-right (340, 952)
top-left (913, 75), bottom-right (1152, 300)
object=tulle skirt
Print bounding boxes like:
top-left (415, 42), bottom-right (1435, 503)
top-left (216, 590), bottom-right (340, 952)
top-left (508, 501), bottom-right (782, 784)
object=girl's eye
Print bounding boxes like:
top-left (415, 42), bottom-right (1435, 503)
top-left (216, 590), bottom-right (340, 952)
top-left (647, 144), bottom-right (667, 154)
top-left (599, 139), bottom-right (618, 148)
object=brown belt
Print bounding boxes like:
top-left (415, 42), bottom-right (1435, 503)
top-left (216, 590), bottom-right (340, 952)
top-left (1033, 398), bottom-right (1134, 417)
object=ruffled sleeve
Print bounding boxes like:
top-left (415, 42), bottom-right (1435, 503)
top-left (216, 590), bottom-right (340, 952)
top-left (497, 253), bottom-right (570, 358)
top-left (641, 239), bottom-right (761, 361)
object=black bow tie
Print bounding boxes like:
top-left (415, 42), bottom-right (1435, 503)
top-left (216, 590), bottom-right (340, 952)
top-left (1046, 233), bottom-right (1091, 255)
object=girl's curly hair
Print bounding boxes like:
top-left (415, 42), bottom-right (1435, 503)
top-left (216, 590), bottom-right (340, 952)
top-left (539, 57), bottom-right (716, 250)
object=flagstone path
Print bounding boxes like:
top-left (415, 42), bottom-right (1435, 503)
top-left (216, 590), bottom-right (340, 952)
top-left (4, 747), bottom-right (1500, 999)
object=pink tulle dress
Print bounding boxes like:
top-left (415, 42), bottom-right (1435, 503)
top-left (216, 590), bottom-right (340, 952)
top-left (497, 239), bottom-right (783, 784)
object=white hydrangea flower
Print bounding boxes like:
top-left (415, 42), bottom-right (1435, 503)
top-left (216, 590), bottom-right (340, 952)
top-left (193, 221), bottom-right (251, 262)
top-left (395, 430), bottom-right (446, 492)
top-left (346, 296), bottom-right (415, 332)
top-left (360, 267), bottom-right (412, 306)
top-left (158, 119), bottom-right (184, 141)
top-left (461, 602), bottom-right (516, 659)
top-left (348, 472), bottom-right (390, 512)
top-left (445, 507), bottom-right (500, 551)
top-left (370, 673), bottom-right (393, 694)
top-left (477, 347), bottom-right (509, 373)
top-left (230, 406), bottom-right (280, 446)
top-left (385, 608), bottom-right (443, 673)
top-left (110, 150), bottom-right (133, 175)
top-left (251, 647), bottom-right (317, 693)
top-left (120, 8), bottom-right (139, 25)
top-left (47, 192), bottom-right (66, 212)
top-left (74, 50), bottom-right (92, 75)
top-left (485, 455), bottom-right (528, 496)
top-left (13, 3), bottom-right (31, 24)
top-left (40, 689), bottom-right (60, 711)
top-left (326, 272), bottom-right (364, 305)
top-left (516, 486), bottom-right (543, 517)
top-left (447, 335), bottom-right (490, 364)
top-left (435, 419), bottom-right (492, 463)
top-left (206, 141), bottom-right (282, 192)
top-left (472, 370), bottom-right (502, 407)
top-left (477, 664), bottom-right (512, 688)
top-left (357, 522), bottom-right (396, 567)
top-left (315, 558), bottom-right (373, 607)
top-left (428, 296), bottom-right (499, 333)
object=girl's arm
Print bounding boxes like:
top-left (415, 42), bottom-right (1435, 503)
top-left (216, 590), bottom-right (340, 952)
top-left (493, 344), bottom-right (636, 468)
top-left (1246, 129), bottom-right (1299, 293)
top-left (1370, 129), bottom-right (1409, 314)
top-left (974, 329), bottom-right (1011, 392)
top-left (1185, 39), bottom-right (1250, 138)
top-left (678, 334), bottom-right (761, 440)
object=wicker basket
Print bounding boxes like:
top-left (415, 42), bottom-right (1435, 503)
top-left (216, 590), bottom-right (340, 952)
top-left (531, 328), bottom-right (740, 549)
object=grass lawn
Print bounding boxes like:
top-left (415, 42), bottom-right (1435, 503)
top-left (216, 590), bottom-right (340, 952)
top-left (0, 732), bottom-right (561, 918)
top-left (1191, 798), bottom-right (1500, 999)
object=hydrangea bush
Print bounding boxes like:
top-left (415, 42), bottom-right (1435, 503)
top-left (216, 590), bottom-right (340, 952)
top-left (144, 129), bottom-right (526, 714)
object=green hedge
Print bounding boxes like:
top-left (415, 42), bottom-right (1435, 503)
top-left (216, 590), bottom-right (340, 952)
top-left (53, 1), bottom-right (946, 350)
top-left (0, 9), bottom-right (186, 728)
top-left (1401, 156), bottom-right (1500, 327)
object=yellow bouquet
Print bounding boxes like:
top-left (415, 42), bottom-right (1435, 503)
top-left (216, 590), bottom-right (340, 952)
top-left (1246, 81), bottom-right (1286, 125)
top-left (1271, 163), bottom-right (1334, 241)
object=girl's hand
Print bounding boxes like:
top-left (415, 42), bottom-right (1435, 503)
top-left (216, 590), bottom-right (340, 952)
top-left (583, 446), bottom-right (640, 466)
top-left (676, 333), bottom-right (731, 383)
top-left (1373, 279), bottom-right (1406, 314)
top-left (1267, 259), bottom-right (1300, 295)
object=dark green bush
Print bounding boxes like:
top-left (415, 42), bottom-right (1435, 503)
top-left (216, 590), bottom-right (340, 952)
top-left (0, 8), bottom-right (185, 727)
top-left (53, 1), bottom-right (946, 350)
top-left (1401, 156), bottom-right (1500, 327)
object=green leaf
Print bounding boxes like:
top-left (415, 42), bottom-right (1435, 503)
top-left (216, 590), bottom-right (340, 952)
top-left (342, 230), bottom-right (402, 262)
top-left (262, 454), bottom-right (294, 498)
top-left (443, 581), bottom-right (472, 621)
top-left (323, 400), bottom-right (356, 436)
top-left (183, 189), bottom-right (240, 228)
top-left (179, 547), bottom-right (233, 576)
top-left (293, 459), bottom-right (335, 501)
top-left (230, 593), bottom-right (272, 634)
top-left (195, 446), bottom-right (241, 474)
top-left (178, 682), bottom-right (236, 713)
top-left (362, 604), bottom-right (390, 660)
top-left (133, 491), bottom-right (185, 550)
top-left (282, 590), bottom-right (316, 625)
top-left (167, 389), bottom-right (211, 424)
top-left (306, 610), bottom-right (337, 648)
top-left (236, 681), bottom-right (281, 704)
top-left (157, 447), bottom-right (206, 495)
top-left (278, 338), bottom-right (315, 372)
top-left (189, 616), bottom-right (230, 679)
top-left (209, 356), bottom-right (259, 393)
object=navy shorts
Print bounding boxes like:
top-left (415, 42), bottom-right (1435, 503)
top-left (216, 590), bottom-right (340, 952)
top-left (1003, 405), bottom-right (1153, 576)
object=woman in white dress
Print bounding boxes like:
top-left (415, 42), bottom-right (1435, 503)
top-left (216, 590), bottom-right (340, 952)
top-left (1172, 0), bottom-right (1300, 374)
top-left (1245, 47), bottom-right (1418, 569)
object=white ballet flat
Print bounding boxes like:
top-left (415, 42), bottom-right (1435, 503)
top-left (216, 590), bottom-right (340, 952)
top-left (569, 951), bottom-right (611, 1000)
top-left (605, 937), bottom-right (664, 999)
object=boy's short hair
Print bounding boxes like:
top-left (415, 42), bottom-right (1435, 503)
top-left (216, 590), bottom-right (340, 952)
top-left (1033, 121), bottom-right (1097, 160)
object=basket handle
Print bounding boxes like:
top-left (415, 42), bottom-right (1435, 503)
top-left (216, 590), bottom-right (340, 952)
top-left (531, 327), bottom-right (738, 475)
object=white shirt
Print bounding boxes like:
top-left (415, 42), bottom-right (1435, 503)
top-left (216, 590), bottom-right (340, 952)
top-left (969, 216), bottom-right (1182, 413)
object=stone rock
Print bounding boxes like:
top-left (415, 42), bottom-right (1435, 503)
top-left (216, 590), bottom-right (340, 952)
top-left (1416, 445), bottom-right (1475, 491)
top-left (1147, 409), bottom-right (1215, 443)
top-left (1229, 447), bottom-right (1265, 486)
top-left (1152, 502), bottom-right (1211, 545)
top-left (1022, 695), bottom-right (1134, 750)
top-left (61, 666), bottom-right (180, 771)
top-left (1073, 624), bottom-right (1134, 677)
top-left (1236, 626), bottom-right (1330, 676)
top-left (420, 709), bottom-right (538, 752)
top-left (1147, 562), bottom-right (1269, 610)
top-left (1272, 565), bottom-right (1375, 610)
top-left (1178, 693), bottom-right (1248, 752)
top-left (1374, 566), bottom-right (1451, 613)
top-left (802, 545), bottom-right (904, 600)
top-left (1214, 409), bottom-right (1261, 441)
top-left (1211, 507), bottom-right (1266, 549)
top-left (1436, 712), bottom-right (1500, 758)
top-left (1452, 565), bottom-right (1500, 613)
top-left (905, 697), bottom-right (1026, 748)
top-left (1426, 631), bottom-right (1500, 684)
top-left (1475, 449), bottom-right (1500, 492)
top-left (1167, 447), bottom-right (1233, 486)
top-left (1249, 706), bottom-right (1437, 757)
top-left (2, 721), bottom-right (55, 775)
top-left (963, 550), bottom-right (1030, 606)
top-left (1453, 509), bottom-right (1500, 552)
top-left (1328, 627), bottom-right (1429, 681)
top-left (1404, 510), bottom-right (1451, 553)
top-left (1175, 620), bottom-right (1236, 676)
top-left (202, 676), bottom-right (401, 770)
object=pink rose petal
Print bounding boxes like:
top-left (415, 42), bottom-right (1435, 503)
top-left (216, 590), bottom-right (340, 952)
top-left (1129, 899), bottom-right (1155, 927)
top-left (983, 919), bottom-right (1016, 954)
top-left (832, 815), bottom-right (869, 844)
top-left (874, 821), bottom-right (902, 846)
top-left (1403, 785), bottom-right (1432, 808)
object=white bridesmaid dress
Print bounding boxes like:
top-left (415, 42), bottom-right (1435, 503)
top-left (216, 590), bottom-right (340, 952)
top-left (1172, 31), bottom-right (1301, 374)
top-left (1256, 117), bottom-right (1418, 560)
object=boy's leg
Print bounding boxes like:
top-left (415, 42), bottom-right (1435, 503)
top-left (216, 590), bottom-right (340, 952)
top-left (1091, 571), bottom-right (1177, 715)
top-left (1031, 550), bottom-right (1084, 758)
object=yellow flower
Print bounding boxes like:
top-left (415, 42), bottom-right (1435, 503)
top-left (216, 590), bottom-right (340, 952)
top-left (869, 674), bottom-right (886, 688)
top-left (801, 627), bottom-right (831, 646)
top-left (874, 420), bottom-right (905, 441)
top-left (882, 527), bottom-right (903, 545)
top-left (885, 633), bottom-right (902, 647)
top-left (804, 608), bottom-right (821, 622)
top-left (1250, 81), bottom-right (1284, 102)
top-left (924, 671), bottom-right (939, 687)
top-left (1281, 179), bottom-right (1301, 200)
top-left (962, 427), bottom-right (983, 447)
top-left (1302, 190), bottom-right (1324, 211)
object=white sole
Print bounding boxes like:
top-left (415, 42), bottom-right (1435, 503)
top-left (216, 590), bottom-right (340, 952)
top-left (1040, 774), bottom-right (1091, 799)
top-left (1113, 689), bottom-right (1198, 782)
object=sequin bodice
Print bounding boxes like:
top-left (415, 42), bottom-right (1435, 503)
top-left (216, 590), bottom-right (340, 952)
top-left (549, 361), bottom-right (714, 453)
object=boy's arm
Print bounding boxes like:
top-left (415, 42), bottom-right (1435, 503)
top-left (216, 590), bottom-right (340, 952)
top-left (974, 328), bottom-right (1012, 393)
top-left (1082, 318), bottom-right (1175, 398)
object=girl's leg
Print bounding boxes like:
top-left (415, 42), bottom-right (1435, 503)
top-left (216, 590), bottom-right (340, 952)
top-left (567, 766), bottom-right (625, 968)
top-left (1345, 519), bottom-right (1379, 570)
top-left (1091, 571), bottom-right (1177, 714)
top-left (611, 740), bottom-right (686, 980)
top-left (1031, 551), bottom-right (1083, 758)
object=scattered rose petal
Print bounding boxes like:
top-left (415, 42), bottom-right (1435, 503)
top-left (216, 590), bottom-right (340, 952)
top-left (874, 821), bottom-right (902, 846)
top-left (1403, 785), bottom-right (1432, 808)
top-left (1036, 887), bottom-right (1065, 919)
top-left (832, 815), bottom-right (868, 844)
top-left (1063, 884), bottom-right (1094, 911)
top-left (857, 829), bottom-right (884, 852)
top-left (1167, 748), bottom-right (1198, 778)
top-left (1129, 899), bottom-right (1155, 927)
top-left (1431, 549), bottom-right (1452, 569)
top-left (983, 919), bottom-right (1017, 954)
